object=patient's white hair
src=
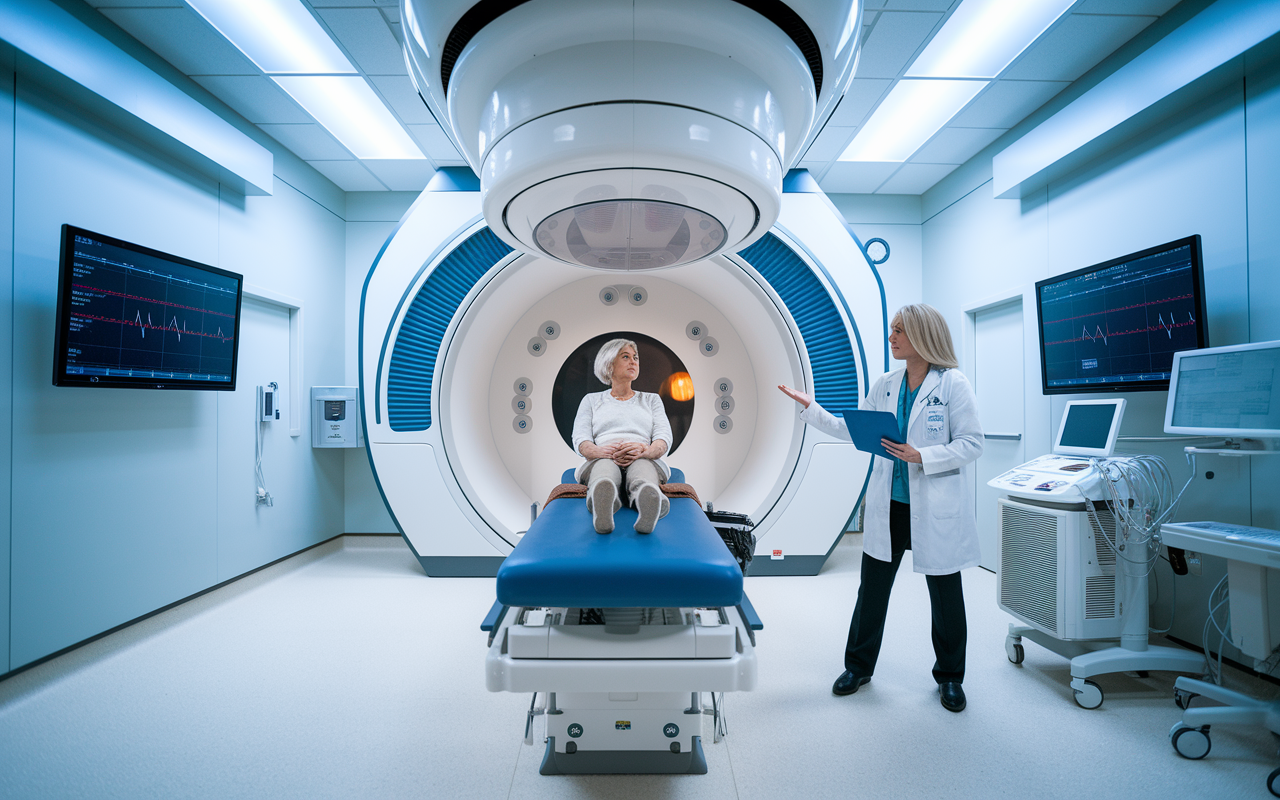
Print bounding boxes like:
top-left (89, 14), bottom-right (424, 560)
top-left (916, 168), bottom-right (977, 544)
top-left (594, 338), bottom-right (638, 384)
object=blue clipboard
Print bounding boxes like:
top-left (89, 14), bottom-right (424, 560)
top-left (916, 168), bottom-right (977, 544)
top-left (841, 409), bottom-right (902, 460)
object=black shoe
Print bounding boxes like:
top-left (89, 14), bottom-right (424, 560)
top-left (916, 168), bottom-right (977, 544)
top-left (832, 671), bottom-right (871, 696)
top-left (938, 681), bottom-right (966, 712)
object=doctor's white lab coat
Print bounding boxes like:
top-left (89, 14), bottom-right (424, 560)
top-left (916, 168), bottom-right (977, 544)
top-left (799, 366), bottom-right (984, 574)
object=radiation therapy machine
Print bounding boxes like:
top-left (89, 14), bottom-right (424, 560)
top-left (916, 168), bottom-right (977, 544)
top-left (361, 0), bottom-right (884, 774)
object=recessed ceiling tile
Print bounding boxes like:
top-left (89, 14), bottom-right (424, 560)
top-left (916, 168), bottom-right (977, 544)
top-left (802, 126), bottom-right (856, 163)
top-left (827, 78), bottom-right (893, 126)
top-left (406, 124), bottom-right (464, 162)
top-left (949, 80), bottom-right (1069, 129)
top-left (1074, 0), bottom-right (1179, 14)
top-left (381, 7), bottom-right (402, 24)
top-left (818, 162), bottom-right (900, 194)
top-left (308, 160), bottom-right (388, 192)
top-left (259, 124), bottom-right (352, 160)
top-left (370, 75), bottom-right (437, 124)
top-left (910, 126), bottom-right (1005, 165)
top-left (316, 8), bottom-right (405, 75)
top-left (363, 159), bottom-right (436, 192)
top-left (1002, 13), bottom-right (1156, 82)
top-left (308, 0), bottom-right (378, 6)
top-left (856, 11), bottom-right (944, 79)
top-left (99, 8), bottom-right (259, 76)
top-left (192, 76), bottom-right (311, 124)
top-left (875, 163), bottom-right (957, 194)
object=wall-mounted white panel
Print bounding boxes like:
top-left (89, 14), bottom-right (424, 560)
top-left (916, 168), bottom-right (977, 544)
top-left (2, 0), bottom-right (272, 194)
top-left (192, 76), bottom-right (312, 125)
top-left (98, 6), bottom-right (258, 77)
top-left (308, 160), bottom-right (387, 192)
top-left (1003, 13), bottom-right (1156, 83)
top-left (911, 127), bottom-right (1005, 166)
top-left (950, 80), bottom-right (1070, 130)
top-left (258, 124), bottom-right (350, 161)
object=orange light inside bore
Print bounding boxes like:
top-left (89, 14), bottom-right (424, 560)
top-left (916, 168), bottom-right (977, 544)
top-left (661, 371), bottom-right (695, 402)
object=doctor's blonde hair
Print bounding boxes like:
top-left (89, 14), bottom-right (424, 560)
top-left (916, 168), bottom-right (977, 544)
top-left (893, 304), bottom-right (959, 370)
top-left (594, 338), bottom-right (639, 384)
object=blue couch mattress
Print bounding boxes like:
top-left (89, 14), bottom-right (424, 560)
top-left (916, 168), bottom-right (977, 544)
top-left (496, 494), bottom-right (743, 609)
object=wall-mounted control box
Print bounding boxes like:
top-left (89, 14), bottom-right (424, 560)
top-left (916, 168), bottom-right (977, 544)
top-left (311, 386), bottom-right (362, 448)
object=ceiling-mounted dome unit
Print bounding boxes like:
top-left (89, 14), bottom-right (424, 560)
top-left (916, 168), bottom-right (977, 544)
top-left (402, 0), bottom-right (863, 270)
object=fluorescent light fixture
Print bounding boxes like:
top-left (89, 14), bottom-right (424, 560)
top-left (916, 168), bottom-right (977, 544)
top-left (907, 0), bottom-right (1076, 79)
top-left (273, 77), bottom-right (424, 159)
top-left (187, 0), bottom-right (355, 74)
top-left (838, 80), bottom-right (986, 162)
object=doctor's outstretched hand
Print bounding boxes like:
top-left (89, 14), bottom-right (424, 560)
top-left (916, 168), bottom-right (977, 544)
top-left (777, 385), bottom-right (812, 408)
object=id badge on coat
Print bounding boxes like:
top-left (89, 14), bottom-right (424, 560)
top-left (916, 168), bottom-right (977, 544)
top-left (925, 401), bottom-right (946, 441)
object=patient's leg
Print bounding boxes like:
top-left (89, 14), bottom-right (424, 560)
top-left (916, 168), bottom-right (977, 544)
top-left (626, 459), bottom-right (669, 534)
top-left (582, 459), bottom-right (622, 534)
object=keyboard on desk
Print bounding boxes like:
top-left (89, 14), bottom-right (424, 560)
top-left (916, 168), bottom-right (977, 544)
top-left (1161, 521), bottom-right (1280, 564)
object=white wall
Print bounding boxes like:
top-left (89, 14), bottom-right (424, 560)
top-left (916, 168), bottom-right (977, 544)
top-left (2, 65), bottom-right (347, 672)
top-left (918, 40), bottom-right (1280, 665)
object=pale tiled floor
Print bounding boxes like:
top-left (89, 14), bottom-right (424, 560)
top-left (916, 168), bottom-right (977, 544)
top-left (0, 534), bottom-right (1275, 799)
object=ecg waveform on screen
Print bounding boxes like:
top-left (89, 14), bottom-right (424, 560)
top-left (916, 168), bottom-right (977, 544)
top-left (63, 247), bottom-right (237, 382)
top-left (1040, 257), bottom-right (1199, 388)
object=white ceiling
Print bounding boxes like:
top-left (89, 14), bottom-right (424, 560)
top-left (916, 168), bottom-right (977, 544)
top-left (83, 0), bottom-right (1184, 195)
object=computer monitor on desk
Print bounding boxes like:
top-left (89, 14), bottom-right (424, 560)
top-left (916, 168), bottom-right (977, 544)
top-left (1164, 340), bottom-right (1280, 440)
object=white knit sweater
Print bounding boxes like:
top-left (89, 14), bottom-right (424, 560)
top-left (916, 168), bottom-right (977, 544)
top-left (571, 390), bottom-right (673, 481)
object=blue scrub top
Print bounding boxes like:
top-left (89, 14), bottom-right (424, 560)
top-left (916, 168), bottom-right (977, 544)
top-left (891, 373), bottom-right (920, 504)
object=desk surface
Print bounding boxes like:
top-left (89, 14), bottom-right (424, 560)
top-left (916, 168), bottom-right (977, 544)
top-left (1161, 521), bottom-right (1280, 566)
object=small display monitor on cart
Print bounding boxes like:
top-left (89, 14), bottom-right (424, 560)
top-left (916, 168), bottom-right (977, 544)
top-left (1053, 398), bottom-right (1127, 458)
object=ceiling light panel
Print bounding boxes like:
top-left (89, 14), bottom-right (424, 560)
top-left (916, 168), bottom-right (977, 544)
top-left (186, 0), bottom-right (355, 74)
top-left (839, 79), bottom-right (986, 162)
top-left (907, 0), bottom-right (1077, 79)
top-left (273, 77), bottom-right (424, 159)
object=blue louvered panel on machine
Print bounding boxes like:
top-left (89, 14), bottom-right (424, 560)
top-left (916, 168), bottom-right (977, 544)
top-left (387, 228), bottom-right (514, 431)
top-left (737, 233), bottom-right (859, 411)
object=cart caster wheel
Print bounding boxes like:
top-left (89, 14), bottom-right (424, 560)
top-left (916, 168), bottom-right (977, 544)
top-left (1073, 679), bottom-right (1103, 709)
top-left (1006, 642), bottom-right (1024, 665)
top-left (1170, 723), bottom-right (1211, 760)
top-left (1268, 766), bottom-right (1280, 797)
top-left (1174, 688), bottom-right (1198, 710)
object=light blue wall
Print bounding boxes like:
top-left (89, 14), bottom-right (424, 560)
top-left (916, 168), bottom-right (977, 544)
top-left (4, 71), bottom-right (345, 671)
top-left (919, 38), bottom-right (1280, 666)
top-left (1, 61), bottom-right (14, 673)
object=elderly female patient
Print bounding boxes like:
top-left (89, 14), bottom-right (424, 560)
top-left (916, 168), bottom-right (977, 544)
top-left (572, 338), bottom-right (673, 534)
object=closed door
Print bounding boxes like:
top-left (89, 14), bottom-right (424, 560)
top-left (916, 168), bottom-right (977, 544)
top-left (972, 302), bottom-right (1024, 571)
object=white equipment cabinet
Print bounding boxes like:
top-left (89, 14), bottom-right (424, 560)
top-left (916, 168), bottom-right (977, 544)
top-left (991, 399), bottom-right (1202, 709)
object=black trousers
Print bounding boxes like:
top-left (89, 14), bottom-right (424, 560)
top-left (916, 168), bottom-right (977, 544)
top-left (844, 500), bottom-right (967, 684)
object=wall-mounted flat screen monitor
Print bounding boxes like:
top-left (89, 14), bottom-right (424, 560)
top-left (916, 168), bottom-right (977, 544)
top-left (53, 225), bottom-right (243, 390)
top-left (1165, 340), bottom-right (1280, 438)
top-left (1036, 235), bottom-right (1207, 394)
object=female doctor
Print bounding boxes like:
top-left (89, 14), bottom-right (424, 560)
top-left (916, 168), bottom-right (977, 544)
top-left (779, 303), bottom-right (983, 713)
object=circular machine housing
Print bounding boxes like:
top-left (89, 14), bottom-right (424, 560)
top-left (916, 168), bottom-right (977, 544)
top-left (401, 0), bottom-right (863, 266)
